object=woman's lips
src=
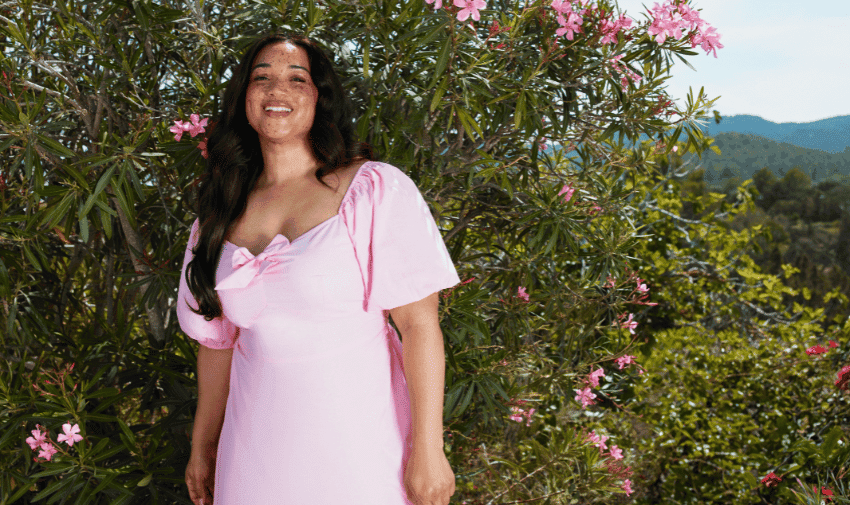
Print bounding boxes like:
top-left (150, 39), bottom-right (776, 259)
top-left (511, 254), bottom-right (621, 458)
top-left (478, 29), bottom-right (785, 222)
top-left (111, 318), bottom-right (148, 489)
top-left (264, 109), bottom-right (292, 117)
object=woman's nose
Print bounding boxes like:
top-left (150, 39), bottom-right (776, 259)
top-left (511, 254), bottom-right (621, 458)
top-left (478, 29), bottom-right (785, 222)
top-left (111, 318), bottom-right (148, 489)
top-left (267, 78), bottom-right (294, 95)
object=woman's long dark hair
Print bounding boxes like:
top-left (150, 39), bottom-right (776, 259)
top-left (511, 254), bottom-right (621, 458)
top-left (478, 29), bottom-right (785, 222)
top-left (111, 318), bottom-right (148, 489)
top-left (185, 31), bottom-right (374, 321)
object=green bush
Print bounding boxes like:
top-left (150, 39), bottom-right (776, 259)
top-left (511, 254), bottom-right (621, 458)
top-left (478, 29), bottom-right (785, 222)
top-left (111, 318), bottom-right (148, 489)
top-left (6, 1), bottom-right (842, 505)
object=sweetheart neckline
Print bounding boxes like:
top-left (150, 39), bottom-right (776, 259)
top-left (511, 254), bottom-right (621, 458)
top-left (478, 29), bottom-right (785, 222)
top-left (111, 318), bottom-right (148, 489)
top-left (223, 160), bottom-right (373, 256)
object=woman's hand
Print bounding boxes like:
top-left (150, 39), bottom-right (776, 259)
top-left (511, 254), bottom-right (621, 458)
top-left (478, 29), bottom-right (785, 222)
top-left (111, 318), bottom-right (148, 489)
top-left (186, 444), bottom-right (216, 505)
top-left (404, 445), bottom-right (456, 505)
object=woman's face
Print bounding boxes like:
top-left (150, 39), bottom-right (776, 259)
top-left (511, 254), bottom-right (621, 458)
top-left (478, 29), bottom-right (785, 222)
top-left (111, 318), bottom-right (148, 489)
top-left (245, 41), bottom-right (319, 148)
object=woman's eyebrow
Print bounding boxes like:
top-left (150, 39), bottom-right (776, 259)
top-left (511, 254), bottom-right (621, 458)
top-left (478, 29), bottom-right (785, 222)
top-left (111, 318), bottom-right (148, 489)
top-left (251, 63), bottom-right (309, 72)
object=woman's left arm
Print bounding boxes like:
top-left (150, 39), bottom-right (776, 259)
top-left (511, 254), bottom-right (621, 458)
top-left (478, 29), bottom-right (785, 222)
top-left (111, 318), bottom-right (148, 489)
top-left (392, 292), bottom-right (456, 505)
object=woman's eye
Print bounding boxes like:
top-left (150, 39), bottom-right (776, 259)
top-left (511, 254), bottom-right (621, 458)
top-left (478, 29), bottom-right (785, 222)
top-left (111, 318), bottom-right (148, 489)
top-left (252, 75), bottom-right (266, 81)
top-left (293, 77), bottom-right (306, 82)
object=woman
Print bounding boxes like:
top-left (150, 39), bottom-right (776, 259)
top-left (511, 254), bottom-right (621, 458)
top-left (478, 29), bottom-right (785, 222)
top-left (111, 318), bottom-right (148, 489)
top-left (177, 32), bottom-right (461, 505)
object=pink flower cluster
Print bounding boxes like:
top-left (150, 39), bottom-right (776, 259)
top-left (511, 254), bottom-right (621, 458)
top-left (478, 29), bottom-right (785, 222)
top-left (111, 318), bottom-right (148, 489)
top-left (516, 286), bottom-right (530, 302)
top-left (584, 430), bottom-right (633, 495)
top-left (559, 183), bottom-right (575, 203)
top-left (424, 0), bottom-right (486, 22)
top-left (25, 423), bottom-right (83, 462)
top-left (598, 11), bottom-right (634, 45)
top-left (805, 340), bottom-right (838, 356)
top-left (576, 364), bottom-right (605, 408)
top-left (576, 356), bottom-right (645, 409)
top-left (169, 114), bottom-right (207, 141)
top-left (608, 53), bottom-right (643, 91)
top-left (646, 0), bottom-right (723, 57)
top-left (557, 183), bottom-right (604, 217)
top-left (620, 313), bottom-right (638, 334)
top-left (169, 113), bottom-right (209, 158)
top-left (804, 340), bottom-right (849, 391)
top-left (508, 404), bottom-right (537, 426)
top-left (550, 0), bottom-right (590, 40)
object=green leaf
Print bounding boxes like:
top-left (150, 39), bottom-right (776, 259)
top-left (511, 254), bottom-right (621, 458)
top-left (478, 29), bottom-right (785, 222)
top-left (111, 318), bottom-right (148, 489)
top-left (39, 192), bottom-right (76, 230)
top-left (81, 164), bottom-right (117, 219)
top-left (90, 472), bottom-right (118, 497)
top-left (456, 381), bottom-right (475, 417)
top-left (362, 33), bottom-right (370, 78)
top-left (455, 106), bottom-right (482, 142)
top-left (820, 425), bottom-right (843, 460)
top-left (79, 215), bottom-right (89, 244)
top-left (22, 243), bottom-right (42, 272)
top-left (30, 473), bottom-right (75, 502)
top-left (117, 419), bottom-right (136, 448)
top-left (431, 36), bottom-right (452, 89)
top-left (514, 91), bottom-right (525, 130)
top-left (430, 76), bottom-right (449, 113)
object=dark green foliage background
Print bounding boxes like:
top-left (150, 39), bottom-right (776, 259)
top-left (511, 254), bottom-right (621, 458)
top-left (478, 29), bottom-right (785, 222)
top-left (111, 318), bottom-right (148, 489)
top-left (0, 0), bottom-right (847, 504)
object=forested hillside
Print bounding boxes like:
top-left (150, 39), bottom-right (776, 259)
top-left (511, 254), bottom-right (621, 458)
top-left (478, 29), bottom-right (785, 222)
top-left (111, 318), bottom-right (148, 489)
top-left (700, 132), bottom-right (850, 185)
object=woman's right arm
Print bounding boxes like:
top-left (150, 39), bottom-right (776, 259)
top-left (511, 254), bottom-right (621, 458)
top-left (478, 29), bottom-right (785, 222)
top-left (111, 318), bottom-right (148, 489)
top-left (192, 344), bottom-right (233, 450)
top-left (186, 344), bottom-right (233, 505)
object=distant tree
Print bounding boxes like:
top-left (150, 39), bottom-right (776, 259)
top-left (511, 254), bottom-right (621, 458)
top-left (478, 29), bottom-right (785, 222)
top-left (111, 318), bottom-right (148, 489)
top-left (837, 211), bottom-right (850, 276)
top-left (753, 166), bottom-right (778, 210)
top-left (782, 166), bottom-right (812, 190)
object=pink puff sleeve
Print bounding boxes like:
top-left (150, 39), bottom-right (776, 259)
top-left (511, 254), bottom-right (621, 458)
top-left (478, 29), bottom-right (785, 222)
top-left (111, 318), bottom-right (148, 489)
top-left (176, 218), bottom-right (239, 349)
top-left (342, 161), bottom-right (462, 313)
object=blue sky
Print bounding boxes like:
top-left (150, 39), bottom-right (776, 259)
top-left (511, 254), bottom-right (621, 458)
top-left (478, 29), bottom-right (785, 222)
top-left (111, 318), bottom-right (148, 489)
top-left (612, 0), bottom-right (850, 124)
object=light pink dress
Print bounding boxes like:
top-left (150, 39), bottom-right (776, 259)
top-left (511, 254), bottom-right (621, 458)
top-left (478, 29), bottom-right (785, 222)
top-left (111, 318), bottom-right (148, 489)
top-left (177, 161), bottom-right (461, 504)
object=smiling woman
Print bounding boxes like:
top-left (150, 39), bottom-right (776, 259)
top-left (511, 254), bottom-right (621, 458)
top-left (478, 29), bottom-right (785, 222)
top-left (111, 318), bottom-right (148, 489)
top-left (177, 31), bottom-right (461, 505)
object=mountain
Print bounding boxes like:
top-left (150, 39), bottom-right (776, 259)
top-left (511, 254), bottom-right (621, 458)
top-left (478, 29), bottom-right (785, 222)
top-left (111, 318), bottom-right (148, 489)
top-left (695, 114), bottom-right (850, 154)
top-left (545, 114), bottom-right (850, 182)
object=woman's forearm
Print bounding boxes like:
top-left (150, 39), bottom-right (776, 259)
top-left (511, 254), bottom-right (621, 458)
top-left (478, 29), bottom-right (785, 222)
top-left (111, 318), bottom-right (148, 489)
top-left (192, 345), bottom-right (233, 452)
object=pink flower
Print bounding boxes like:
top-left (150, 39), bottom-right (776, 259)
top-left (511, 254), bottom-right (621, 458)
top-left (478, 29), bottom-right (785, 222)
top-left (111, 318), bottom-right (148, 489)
top-left (586, 430), bottom-right (608, 451)
top-left (425, 0), bottom-right (443, 8)
top-left (586, 366), bottom-right (605, 387)
top-left (198, 138), bottom-right (208, 159)
top-left (169, 120), bottom-right (190, 142)
top-left (588, 204), bottom-right (602, 216)
top-left (609, 445), bottom-right (624, 460)
top-left (575, 387), bottom-right (596, 408)
top-left (836, 365), bottom-right (850, 391)
top-left (616, 355), bottom-right (637, 370)
top-left (828, 340), bottom-right (838, 348)
top-left (25, 428), bottom-right (47, 451)
top-left (186, 114), bottom-right (209, 138)
top-left (692, 24), bottom-right (723, 58)
top-left (621, 313), bottom-right (638, 335)
top-left (604, 275), bottom-right (616, 288)
top-left (806, 344), bottom-right (827, 356)
top-left (761, 472), bottom-right (782, 487)
top-left (38, 443), bottom-right (57, 461)
top-left (555, 11), bottom-right (583, 40)
top-left (508, 406), bottom-right (536, 426)
top-left (598, 18), bottom-right (620, 45)
top-left (822, 487), bottom-right (835, 502)
top-left (616, 14), bottom-right (633, 31)
top-left (453, 0), bottom-right (485, 22)
top-left (622, 478), bottom-right (633, 496)
top-left (636, 279), bottom-right (648, 293)
top-left (517, 286), bottom-right (530, 302)
top-left (558, 183), bottom-right (575, 203)
top-left (550, 0), bottom-right (571, 15)
top-left (57, 423), bottom-right (83, 447)
top-left (509, 406), bottom-right (525, 423)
